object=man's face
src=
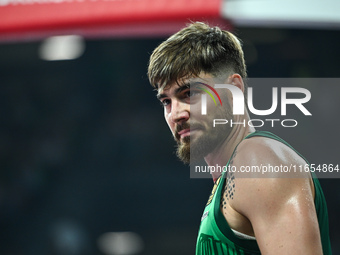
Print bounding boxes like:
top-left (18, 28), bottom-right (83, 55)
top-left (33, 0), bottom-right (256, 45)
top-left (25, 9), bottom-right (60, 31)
top-left (157, 73), bottom-right (233, 164)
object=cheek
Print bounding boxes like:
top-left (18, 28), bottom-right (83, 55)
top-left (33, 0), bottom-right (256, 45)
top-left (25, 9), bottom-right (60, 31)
top-left (220, 91), bottom-right (233, 110)
top-left (190, 99), bottom-right (203, 119)
top-left (190, 104), bottom-right (201, 117)
top-left (164, 112), bottom-right (174, 131)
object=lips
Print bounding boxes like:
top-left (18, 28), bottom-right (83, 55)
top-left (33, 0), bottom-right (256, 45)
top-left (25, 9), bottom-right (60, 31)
top-left (178, 128), bottom-right (190, 138)
top-left (177, 127), bottom-right (201, 139)
top-left (175, 123), bottom-right (203, 141)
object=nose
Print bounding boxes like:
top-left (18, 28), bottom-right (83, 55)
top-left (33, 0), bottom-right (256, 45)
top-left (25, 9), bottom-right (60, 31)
top-left (169, 99), bottom-right (189, 124)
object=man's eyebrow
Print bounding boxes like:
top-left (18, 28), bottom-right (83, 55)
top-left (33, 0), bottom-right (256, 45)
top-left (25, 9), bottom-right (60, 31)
top-left (156, 93), bottom-right (167, 100)
top-left (156, 83), bottom-right (191, 100)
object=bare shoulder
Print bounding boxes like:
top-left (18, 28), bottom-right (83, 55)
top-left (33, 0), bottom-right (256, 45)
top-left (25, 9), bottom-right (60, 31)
top-left (232, 135), bottom-right (310, 178)
top-left (227, 135), bottom-right (314, 215)
top-left (223, 136), bottom-right (322, 254)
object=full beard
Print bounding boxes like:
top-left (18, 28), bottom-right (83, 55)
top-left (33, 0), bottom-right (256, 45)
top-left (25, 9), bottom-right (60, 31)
top-left (176, 123), bottom-right (231, 164)
top-left (176, 136), bottom-right (191, 164)
top-left (175, 90), bottom-right (235, 164)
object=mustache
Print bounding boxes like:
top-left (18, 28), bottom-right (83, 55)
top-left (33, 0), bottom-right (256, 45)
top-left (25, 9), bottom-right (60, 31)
top-left (175, 122), bottom-right (204, 141)
top-left (175, 123), bottom-right (190, 134)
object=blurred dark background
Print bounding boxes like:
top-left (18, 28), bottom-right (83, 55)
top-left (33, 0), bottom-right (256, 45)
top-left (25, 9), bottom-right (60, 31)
top-left (0, 27), bottom-right (339, 254)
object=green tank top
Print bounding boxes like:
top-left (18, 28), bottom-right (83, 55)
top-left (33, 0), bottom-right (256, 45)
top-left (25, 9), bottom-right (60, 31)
top-left (195, 130), bottom-right (332, 255)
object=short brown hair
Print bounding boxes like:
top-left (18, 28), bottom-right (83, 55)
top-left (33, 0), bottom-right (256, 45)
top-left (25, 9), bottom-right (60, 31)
top-left (148, 22), bottom-right (247, 89)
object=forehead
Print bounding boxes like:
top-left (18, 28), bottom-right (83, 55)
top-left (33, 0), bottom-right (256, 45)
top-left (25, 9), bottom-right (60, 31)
top-left (157, 73), bottom-right (214, 96)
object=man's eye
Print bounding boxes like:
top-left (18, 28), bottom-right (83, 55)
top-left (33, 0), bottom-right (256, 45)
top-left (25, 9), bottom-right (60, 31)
top-left (186, 90), bottom-right (201, 97)
top-left (160, 99), bottom-right (170, 107)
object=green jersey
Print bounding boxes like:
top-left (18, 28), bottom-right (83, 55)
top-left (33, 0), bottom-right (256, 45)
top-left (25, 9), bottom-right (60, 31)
top-left (196, 131), bottom-right (332, 255)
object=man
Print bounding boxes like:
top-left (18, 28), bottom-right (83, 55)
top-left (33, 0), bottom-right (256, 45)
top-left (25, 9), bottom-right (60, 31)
top-left (148, 22), bottom-right (332, 254)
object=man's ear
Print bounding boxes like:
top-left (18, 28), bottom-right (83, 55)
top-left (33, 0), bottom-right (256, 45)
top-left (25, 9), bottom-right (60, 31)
top-left (226, 73), bottom-right (244, 93)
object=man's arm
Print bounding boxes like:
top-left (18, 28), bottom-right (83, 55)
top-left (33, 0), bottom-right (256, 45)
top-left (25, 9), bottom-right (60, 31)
top-left (231, 138), bottom-right (323, 255)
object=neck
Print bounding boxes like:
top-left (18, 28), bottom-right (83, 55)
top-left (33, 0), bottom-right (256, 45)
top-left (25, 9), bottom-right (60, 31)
top-left (204, 113), bottom-right (255, 182)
